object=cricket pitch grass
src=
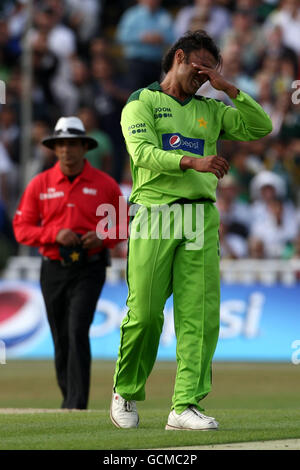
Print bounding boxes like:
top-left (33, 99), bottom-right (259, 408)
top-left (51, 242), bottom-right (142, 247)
top-left (0, 360), bottom-right (299, 450)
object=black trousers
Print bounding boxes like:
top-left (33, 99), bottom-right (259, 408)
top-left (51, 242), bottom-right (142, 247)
top-left (40, 257), bottom-right (106, 409)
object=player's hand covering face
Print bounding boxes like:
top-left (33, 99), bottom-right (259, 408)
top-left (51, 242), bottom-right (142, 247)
top-left (177, 49), bottom-right (218, 95)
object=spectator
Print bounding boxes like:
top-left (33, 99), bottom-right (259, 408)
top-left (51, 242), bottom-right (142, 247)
top-left (248, 234), bottom-right (266, 258)
top-left (261, 24), bottom-right (298, 76)
top-left (264, 138), bottom-right (296, 200)
top-left (89, 54), bottom-right (130, 182)
top-left (243, 140), bottom-right (269, 178)
top-left (32, 4), bottom-right (76, 60)
top-left (249, 163), bottom-right (298, 260)
top-left (253, 50), bottom-right (298, 136)
top-left (0, 0), bottom-right (15, 16)
top-left (220, 7), bottom-right (265, 75)
top-left (255, 70), bottom-right (277, 117)
top-left (0, 198), bottom-right (17, 270)
top-left (0, 19), bottom-right (20, 70)
top-left (5, 61), bottom-right (54, 123)
top-left (31, 4), bottom-right (77, 116)
top-left (229, 145), bottom-right (257, 202)
top-left (264, 0), bottom-right (300, 55)
top-left (116, 0), bottom-right (175, 91)
top-left (77, 107), bottom-right (113, 174)
top-left (249, 196), bottom-right (298, 258)
top-left (283, 138), bottom-right (300, 202)
top-left (216, 174), bottom-right (250, 258)
top-left (89, 37), bottom-right (111, 59)
top-left (5, 66), bottom-right (22, 112)
top-left (60, 57), bottom-right (94, 115)
top-left (256, 53), bottom-right (280, 94)
top-left (7, 0), bottom-right (28, 40)
top-left (31, 31), bottom-right (59, 114)
top-left (0, 106), bottom-right (19, 164)
top-left (278, 94), bottom-right (300, 140)
top-left (27, 120), bottom-right (56, 179)
top-left (0, 141), bottom-right (14, 209)
top-left (249, 170), bottom-right (297, 236)
top-left (174, 0), bottom-right (231, 44)
top-left (64, 0), bottom-right (102, 46)
top-left (274, 55), bottom-right (297, 95)
top-left (269, 90), bottom-right (298, 137)
top-left (291, 232), bottom-right (300, 267)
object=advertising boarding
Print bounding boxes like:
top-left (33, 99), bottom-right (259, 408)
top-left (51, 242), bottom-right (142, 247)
top-left (0, 280), bottom-right (299, 361)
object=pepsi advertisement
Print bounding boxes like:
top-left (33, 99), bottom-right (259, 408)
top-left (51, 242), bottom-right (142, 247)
top-left (0, 279), bottom-right (299, 361)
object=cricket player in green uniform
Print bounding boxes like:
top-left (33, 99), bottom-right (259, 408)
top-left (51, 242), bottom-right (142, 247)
top-left (110, 30), bottom-right (272, 430)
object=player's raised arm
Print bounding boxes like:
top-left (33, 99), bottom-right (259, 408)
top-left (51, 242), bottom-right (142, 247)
top-left (193, 63), bottom-right (273, 141)
top-left (219, 90), bottom-right (273, 141)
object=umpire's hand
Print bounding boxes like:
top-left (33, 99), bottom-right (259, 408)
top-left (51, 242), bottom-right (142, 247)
top-left (81, 231), bottom-right (103, 249)
top-left (56, 228), bottom-right (81, 246)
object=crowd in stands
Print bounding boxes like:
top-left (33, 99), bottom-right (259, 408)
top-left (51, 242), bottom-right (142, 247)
top-left (0, 0), bottom-right (299, 264)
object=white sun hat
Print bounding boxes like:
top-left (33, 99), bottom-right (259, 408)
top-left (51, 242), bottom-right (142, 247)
top-left (42, 116), bottom-right (98, 150)
top-left (250, 170), bottom-right (286, 200)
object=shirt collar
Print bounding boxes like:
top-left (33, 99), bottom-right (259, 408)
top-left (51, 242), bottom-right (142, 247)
top-left (148, 81), bottom-right (194, 106)
top-left (52, 159), bottom-right (95, 183)
top-left (148, 81), bottom-right (162, 91)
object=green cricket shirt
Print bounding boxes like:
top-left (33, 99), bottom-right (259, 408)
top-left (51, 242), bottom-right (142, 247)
top-left (121, 82), bottom-right (272, 206)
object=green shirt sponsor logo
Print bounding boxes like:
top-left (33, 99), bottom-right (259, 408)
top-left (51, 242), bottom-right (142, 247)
top-left (128, 123), bottom-right (147, 135)
top-left (154, 107), bottom-right (173, 119)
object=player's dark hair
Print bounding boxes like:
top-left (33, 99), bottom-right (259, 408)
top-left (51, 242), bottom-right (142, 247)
top-left (162, 30), bottom-right (222, 74)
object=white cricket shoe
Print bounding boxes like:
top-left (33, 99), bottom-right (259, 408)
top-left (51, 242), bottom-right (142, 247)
top-left (165, 406), bottom-right (218, 431)
top-left (110, 392), bottom-right (139, 428)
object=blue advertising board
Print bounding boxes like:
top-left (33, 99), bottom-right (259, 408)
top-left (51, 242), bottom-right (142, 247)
top-left (0, 280), bottom-right (299, 361)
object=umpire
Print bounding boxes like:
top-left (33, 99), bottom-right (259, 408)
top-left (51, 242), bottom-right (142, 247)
top-left (13, 116), bottom-right (126, 409)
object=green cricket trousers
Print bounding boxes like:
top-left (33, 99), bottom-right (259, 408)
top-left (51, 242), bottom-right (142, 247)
top-left (113, 201), bottom-right (220, 414)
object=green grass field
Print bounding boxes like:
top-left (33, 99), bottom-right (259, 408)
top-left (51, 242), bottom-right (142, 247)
top-left (0, 360), bottom-right (300, 450)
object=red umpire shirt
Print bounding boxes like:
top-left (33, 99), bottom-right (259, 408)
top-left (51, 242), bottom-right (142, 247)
top-left (13, 159), bottom-right (127, 259)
